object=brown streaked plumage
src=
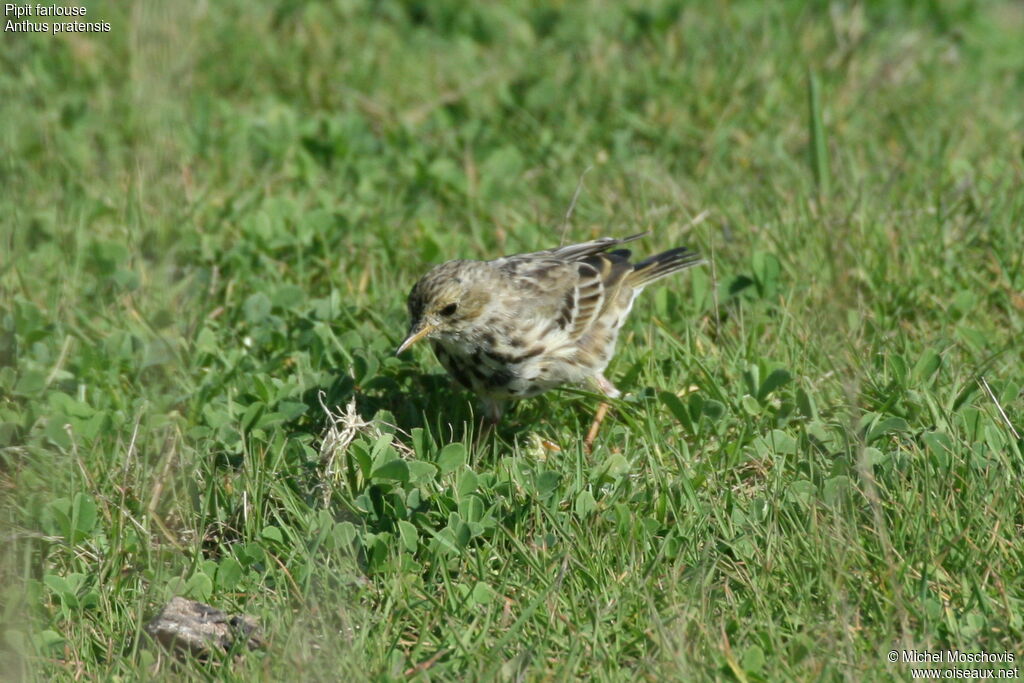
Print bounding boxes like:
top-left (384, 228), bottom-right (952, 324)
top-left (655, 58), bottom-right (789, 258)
top-left (397, 233), bottom-right (705, 422)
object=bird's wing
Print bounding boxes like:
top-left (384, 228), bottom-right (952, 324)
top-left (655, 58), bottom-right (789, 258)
top-left (497, 235), bottom-right (704, 343)
top-left (567, 250), bottom-right (634, 341)
top-left (496, 256), bottom-right (578, 322)
top-left (537, 232), bottom-right (648, 261)
top-left (568, 245), bottom-right (705, 339)
top-left (500, 249), bottom-right (635, 342)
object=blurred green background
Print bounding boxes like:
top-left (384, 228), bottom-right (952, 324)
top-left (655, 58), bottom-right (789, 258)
top-left (2, 0), bottom-right (1023, 679)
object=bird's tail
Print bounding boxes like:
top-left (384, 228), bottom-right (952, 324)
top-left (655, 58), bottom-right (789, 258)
top-left (629, 247), bottom-right (706, 287)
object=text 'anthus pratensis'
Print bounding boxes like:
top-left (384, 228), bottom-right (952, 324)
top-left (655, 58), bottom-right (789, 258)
top-left (397, 233), bottom-right (706, 422)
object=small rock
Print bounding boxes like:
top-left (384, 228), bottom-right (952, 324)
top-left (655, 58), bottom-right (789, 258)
top-left (145, 597), bottom-right (264, 659)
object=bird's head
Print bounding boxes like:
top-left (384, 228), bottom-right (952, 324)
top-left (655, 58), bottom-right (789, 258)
top-left (397, 260), bottom-right (492, 354)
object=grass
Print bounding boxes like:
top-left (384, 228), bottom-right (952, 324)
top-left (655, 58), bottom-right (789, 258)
top-left (2, 0), bottom-right (1023, 679)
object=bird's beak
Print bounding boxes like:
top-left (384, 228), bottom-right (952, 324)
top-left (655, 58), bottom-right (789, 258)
top-left (396, 324), bottom-right (434, 356)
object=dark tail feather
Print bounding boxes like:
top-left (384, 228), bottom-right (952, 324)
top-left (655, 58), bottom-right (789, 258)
top-left (630, 247), bottom-right (705, 287)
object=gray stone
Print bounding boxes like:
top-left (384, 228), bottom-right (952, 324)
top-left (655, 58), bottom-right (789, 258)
top-left (145, 597), bottom-right (264, 659)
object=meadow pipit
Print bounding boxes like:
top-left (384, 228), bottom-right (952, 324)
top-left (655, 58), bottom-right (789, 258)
top-left (397, 233), bottom-right (705, 424)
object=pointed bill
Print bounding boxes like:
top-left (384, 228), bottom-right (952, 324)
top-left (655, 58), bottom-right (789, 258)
top-left (396, 324), bottom-right (434, 355)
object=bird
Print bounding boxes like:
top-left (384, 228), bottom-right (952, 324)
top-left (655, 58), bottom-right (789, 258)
top-left (397, 233), bottom-right (705, 426)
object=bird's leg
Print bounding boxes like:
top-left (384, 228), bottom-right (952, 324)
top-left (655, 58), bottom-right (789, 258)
top-left (584, 402), bottom-right (609, 453)
top-left (487, 398), bottom-right (506, 424)
top-left (585, 374), bottom-right (620, 452)
top-left (596, 374), bottom-right (621, 399)
top-left (473, 398), bottom-right (503, 452)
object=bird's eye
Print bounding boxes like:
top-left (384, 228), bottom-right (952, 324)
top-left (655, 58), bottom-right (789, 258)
top-left (439, 303), bottom-right (458, 316)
